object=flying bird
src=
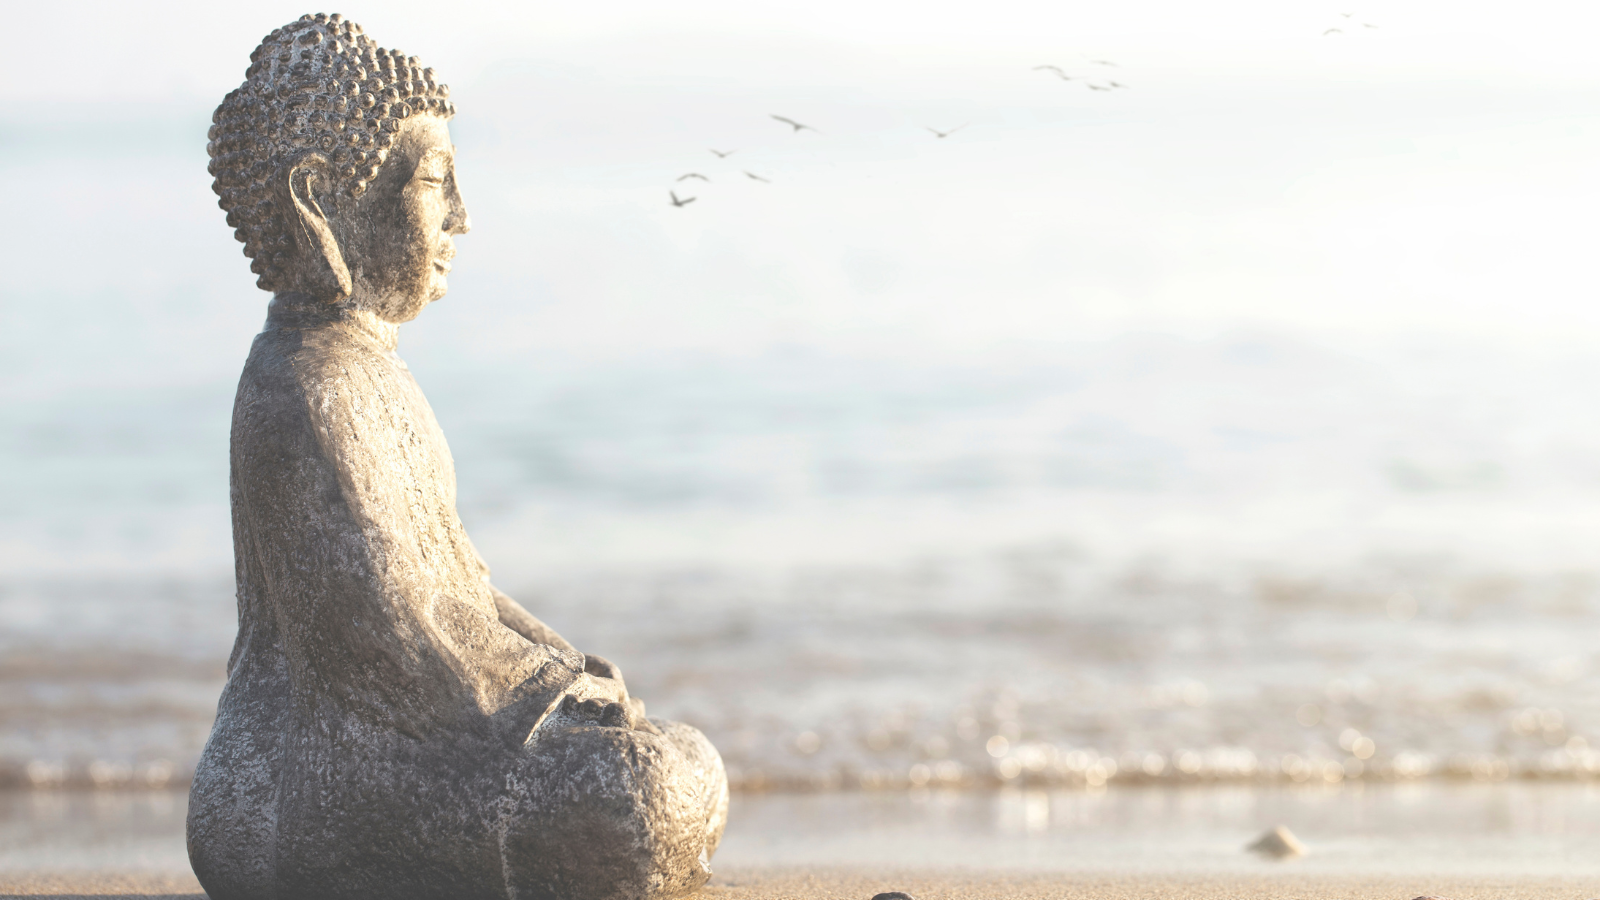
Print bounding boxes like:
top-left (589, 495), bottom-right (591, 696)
top-left (1033, 65), bottom-right (1072, 80)
top-left (709, 148), bottom-right (736, 158)
top-left (1087, 84), bottom-right (1111, 91)
top-left (1108, 81), bottom-right (1129, 89)
top-left (771, 114), bottom-right (820, 133)
top-left (669, 191), bottom-right (696, 207)
top-left (1323, 27), bottom-right (1343, 35)
top-left (927, 124), bottom-right (967, 139)
top-left (744, 171), bottom-right (771, 183)
top-left (677, 173), bottom-right (710, 182)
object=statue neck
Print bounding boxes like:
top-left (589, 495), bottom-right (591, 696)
top-left (267, 293), bottom-right (400, 351)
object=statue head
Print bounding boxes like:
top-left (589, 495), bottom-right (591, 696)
top-left (208, 13), bottom-right (470, 323)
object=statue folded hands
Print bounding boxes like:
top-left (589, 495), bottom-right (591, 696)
top-left (188, 14), bottom-right (727, 900)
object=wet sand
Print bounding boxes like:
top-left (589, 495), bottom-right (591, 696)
top-left (8, 787), bottom-right (1600, 897)
top-left (706, 868), bottom-right (1598, 900)
top-left (2, 868), bottom-right (1595, 900)
top-left (0, 871), bottom-right (203, 898)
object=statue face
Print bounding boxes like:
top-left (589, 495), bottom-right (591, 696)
top-left (336, 115), bottom-right (470, 323)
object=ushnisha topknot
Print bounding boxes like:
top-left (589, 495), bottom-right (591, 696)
top-left (207, 12), bottom-right (455, 292)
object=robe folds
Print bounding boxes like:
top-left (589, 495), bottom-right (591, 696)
top-left (188, 297), bottom-right (727, 900)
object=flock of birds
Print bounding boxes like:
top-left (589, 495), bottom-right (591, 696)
top-left (662, 62), bottom-right (1116, 208)
top-left (1031, 59), bottom-right (1128, 92)
top-left (665, 12), bottom-right (1379, 208)
top-left (1323, 10), bottom-right (1380, 36)
top-left (667, 115), bottom-right (831, 207)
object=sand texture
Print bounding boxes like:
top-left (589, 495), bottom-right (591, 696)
top-left (0, 871), bottom-right (204, 898)
top-left (705, 868), bottom-right (1600, 899)
top-left (4, 867), bottom-right (1597, 899)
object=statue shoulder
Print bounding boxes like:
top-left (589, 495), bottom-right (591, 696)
top-left (239, 323), bottom-right (405, 405)
top-left (232, 326), bottom-right (410, 459)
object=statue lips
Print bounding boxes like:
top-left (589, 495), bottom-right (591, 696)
top-left (434, 247), bottom-right (455, 274)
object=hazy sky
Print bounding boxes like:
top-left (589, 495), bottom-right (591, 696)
top-left (6, 1), bottom-right (1600, 363)
top-left (12, 1), bottom-right (1600, 98)
top-left (6, 2), bottom-right (1600, 577)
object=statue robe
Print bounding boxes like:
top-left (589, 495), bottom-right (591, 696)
top-left (188, 298), bottom-right (726, 900)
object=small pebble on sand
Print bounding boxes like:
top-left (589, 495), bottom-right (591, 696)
top-left (1247, 825), bottom-right (1308, 858)
top-left (872, 893), bottom-right (917, 900)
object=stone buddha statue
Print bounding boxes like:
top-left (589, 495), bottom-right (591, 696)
top-left (188, 14), bottom-right (727, 900)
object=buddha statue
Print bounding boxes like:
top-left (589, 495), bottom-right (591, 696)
top-left (187, 14), bottom-right (727, 900)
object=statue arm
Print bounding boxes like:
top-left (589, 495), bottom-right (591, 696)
top-left (487, 585), bottom-right (627, 684)
top-left (491, 584), bottom-right (640, 720)
top-left (458, 492), bottom-right (635, 703)
top-left (462, 534), bottom-right (582, 654)
top-left (489, 586), bottom-right (578, 654)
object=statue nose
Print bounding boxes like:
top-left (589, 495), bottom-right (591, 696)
top-left (445, 181), bottom-right (471, 235)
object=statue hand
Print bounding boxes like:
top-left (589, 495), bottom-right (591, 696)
top-left (583, 654), bottom-right (623, 682)
top-left (552, 692), bottom-right (660, 735)
top-left (578, 655), bottom-right (660, 734)
top-left (581, 654), bottom-right (630, 706)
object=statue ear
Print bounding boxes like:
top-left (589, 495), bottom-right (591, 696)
top-left (284, 155), bottom-right (354, 301)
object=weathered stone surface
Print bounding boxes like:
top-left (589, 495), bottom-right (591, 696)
top-left (188, 14), bottom-right (727, 900)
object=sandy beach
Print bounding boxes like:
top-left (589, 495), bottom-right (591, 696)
top-left (3, 868), bottom-right (1597, 900)
top-left (707, 869), bottom-right (1600, 900)
top-left (10, 786), bottom-right (1600, 898)
top-left (0, 871), bottom-right (204, 898)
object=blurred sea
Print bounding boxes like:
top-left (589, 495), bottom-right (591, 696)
top-left (10, 328), bottom-right (1600, 793)
top-left (7, 101), bottom-right (1600, 796)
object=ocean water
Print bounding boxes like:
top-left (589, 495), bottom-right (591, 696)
top-left (8, 99), bottom-right (1600, 796)
top-left (8, 333), bottom-right (1600, 792)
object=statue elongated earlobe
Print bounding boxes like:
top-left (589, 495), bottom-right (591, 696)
top-left (286, 156), bottom-right (354, 302)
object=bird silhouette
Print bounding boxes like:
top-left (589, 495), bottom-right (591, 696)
top-left (927, 124), bottom-right (968, 139)
top-left (709, 148), bottom-right (736, 158)
top-left (669, 191), bottom-right (696, 207)
top-left (1033, 65), bottom-right (1072, 80)
top-left (771, 115), bottom-right (820, 133)
top-left (744, 171), bottom-right (771, 183)
top-left (677, 173), bottom-right (710, 182)
top-left (1323, 27), bottom-right (1343, 35)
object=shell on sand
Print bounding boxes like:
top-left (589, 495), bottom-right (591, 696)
top-left (1247, 825), bottom-right (1308, 858)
